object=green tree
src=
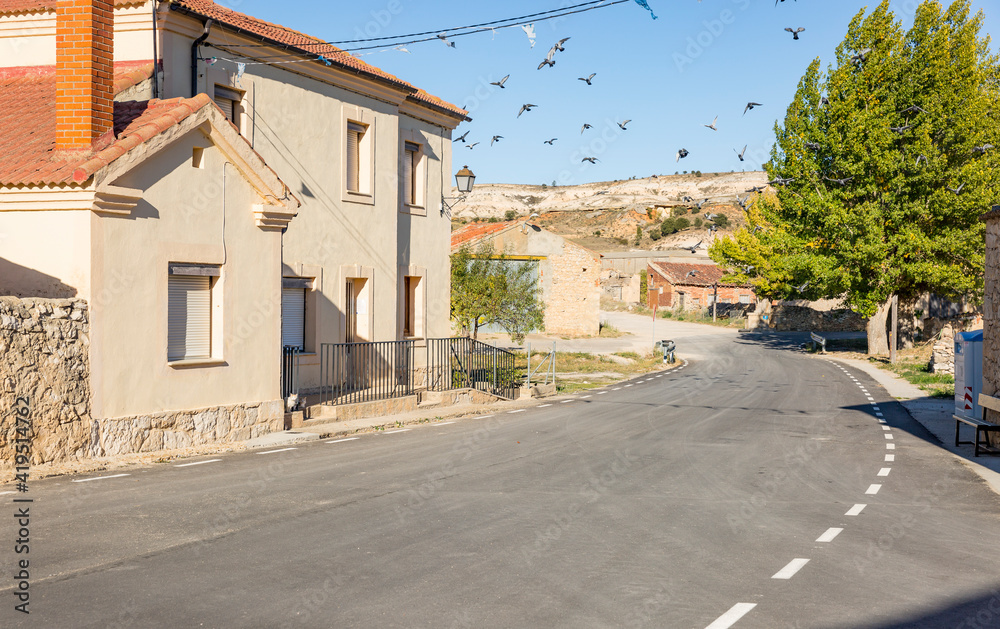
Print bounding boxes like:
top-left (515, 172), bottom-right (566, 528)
top-left (710, 0), bottom-right (1000, 355)
top-left (714, 214), bottom-right (729, 228)
top-left (639, 269), bottom-right (648, 306)
top-left (451, 242), bottom-right (545, 343)
top-left (504, 210), bottom-right (518, 222)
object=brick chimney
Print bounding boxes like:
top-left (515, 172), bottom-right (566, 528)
top-left (55, 0), bottom-right (114, 151)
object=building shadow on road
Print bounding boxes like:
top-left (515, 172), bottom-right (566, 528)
top-left (823, 587), bottom-right (1000, 629)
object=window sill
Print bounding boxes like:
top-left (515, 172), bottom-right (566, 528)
top-left (401, 204), bottom-right (426, 217)
top-left (168, 358), bottom-right (228, 369)
top-left (344, 191), bottom-right (375, 206)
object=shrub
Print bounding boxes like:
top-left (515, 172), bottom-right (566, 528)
top-left (714, 214), bottom-right (730, 228)
top-left (504, 210), bottom-right (518, 221)
top-left (674, 217), bottom-right (690, 230)
top-left (694, 217), bottom-right (703, 228)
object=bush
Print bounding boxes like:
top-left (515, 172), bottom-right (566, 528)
top-left (650, 231), bottom-right (661, 241)
top-left (714, 214), bottom-right (730, 228)
top-left (488, 217), bottom-right (499, 223)
top-left (660, 219), bottom-right (676, 236)
top-left (674, 217), bottom-right (690, 230)
top-left (504, 210), bottom-right (518, 221)
top-left (694, 217), bottom-right (703, 228)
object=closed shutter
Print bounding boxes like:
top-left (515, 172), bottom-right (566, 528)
top-left (347, 123), bottom-right (364, 192)
top-left (282, 287), bottom-right (306, 350)
top-left (214, 95), bottom-right (235, 121)
top-left (168, 275), bottom-right (211, 361)
top-left (402, 148), bottom-right (413, 205)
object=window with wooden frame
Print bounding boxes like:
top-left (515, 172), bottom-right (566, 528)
top-left (167, 265), bottom-right (220, 362)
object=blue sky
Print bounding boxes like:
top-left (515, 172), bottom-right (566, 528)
top-left (226, 0), bottom-right (999, 185)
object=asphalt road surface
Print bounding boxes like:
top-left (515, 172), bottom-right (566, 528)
top-left (4, 330), bottom-right (1000, 628)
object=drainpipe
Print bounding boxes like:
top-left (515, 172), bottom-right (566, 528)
top-left (191, 19), bottom-right (213, 98)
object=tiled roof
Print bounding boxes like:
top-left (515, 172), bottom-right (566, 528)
top-left (649, 261), bottom-right (734, 287)
top-left (112, 59), bottom-right (156, 94)
top-left (450, 221), bottom-right (518, 249)
top-left (0, 0), bottom-right (138, 14)
top-left (408, 89), bottom-right (468, 119)
top-left (0, 63), bottom-right (211, 185)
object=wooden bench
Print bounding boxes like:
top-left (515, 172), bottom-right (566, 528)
top-left (954, 394), bottom-right (1000, 457)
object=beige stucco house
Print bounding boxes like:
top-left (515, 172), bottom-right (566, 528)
top-left (450, 221), bottom-right (602, 337)
top-left (0, 0), bottom-right (466, 464)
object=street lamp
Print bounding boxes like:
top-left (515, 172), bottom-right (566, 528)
top-left (442, 165), bottom-right (476, 217)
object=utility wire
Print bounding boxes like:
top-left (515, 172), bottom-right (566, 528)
top-left (232, 0), bottom-right (614, 49)
top-left (208, 0), bottom-right (628, 63)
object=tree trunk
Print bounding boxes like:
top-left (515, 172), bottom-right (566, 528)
top-left (867, 296), bottom-right (893, 356)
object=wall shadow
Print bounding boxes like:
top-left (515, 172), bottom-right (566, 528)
top-left (0, 256), bottom-right (78, 298)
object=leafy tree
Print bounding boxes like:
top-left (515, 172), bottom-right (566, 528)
top-left (639, 269), bottom-right (648, 306)
top-left (451, 242), bottom-right (545, 343)
top-left (674, 217), bottom-right (691, 231)
top-left (714, 214), bottom-right (729, 228)
top-left (635, 225), bottom-right (643, 245)
top-left (504, 210), bottom-right (518, 222)
top-left (710, 0), bottom-right (1000, 355)
top-left (694, 217), bottom-right (704, 229)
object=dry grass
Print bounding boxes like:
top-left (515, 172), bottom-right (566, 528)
top-left (520, 350), bottom-right (676, 394)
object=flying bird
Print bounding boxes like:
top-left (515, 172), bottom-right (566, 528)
top-left (735, 145), bottom-right (747, 161)
top-left (890, 124), bottom-right (913, 134)
top-left (948, 183), bottom-right (965, 194)
top-left (795, 281), bottom-right (810, 293)
top-left (543, 138), bottom-right (557, 145)
top-left (676, 148), bottom-right (689, 162)
top-left (747, 186), bottom-right (766, 194)
top-left (915, 154), bottom-right (927, 165)
top-left (490, 75), bottom-right (510, 89)
top-left (705, 212), bottom-right (719, 221)
top-left (704, 116), bottom-right (719, 131)
top-left (490, 135), bottom-right (503, 146)
top-left (467, 142), bottom-right (479, 149)
top-left (775, 0), bottom-right (798, 5)
top-left (820, 97), bottom-right (830, 106)
top-left (697, 199), bottom-right (709, 210)
top-left (538, 48), bottom-right (557, 70)
top-left (743, 102), bottom-right (763, 116)
top-left (517, 103), bottom-right (538, 118)
top-left (899, 105), bottom-right (926, 115)
top-left (618, 120), bottom-right (632, 131)
top-left (456, 130), bottom-right (469, 143)
top-left (785, 27), bottom-right (805, 40)
top-left (688, 239), bottom-right (703, 254)
top-left (581, 157), bottom-right (599, 164)
top-left (805, 141), bottom-right (821, 150)
top-left (578, 73), bottom-right (596, 85)
top-left (437, 33), bottom-right (455, 48)
top-left (824, 176), bottom-right (854, 186)
top-left (850, 48), bottom-right (872, 65)
top-left (552, 37), bottom-right (570, 52)
top-left (768, 177), bottom-right (794, 186)
top-left (972, 144), bottom-right (994, 155)
top-left (581, 123), bottom-right (593, 134)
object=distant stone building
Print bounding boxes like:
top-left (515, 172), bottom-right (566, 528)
top-left (647, 261), bottom-right (756, 311)
top-left (451, 221), bottom-right (601, 336)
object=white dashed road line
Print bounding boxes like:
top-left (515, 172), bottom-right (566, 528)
top-left (174, 459), bottom-right (221, 468)
top-left (509, 410), bottom-right (525, 414)
top-left (560, 400), bottom-right (574, 404)
top-left (612, 388), bottom-right (622, 391)
top-left (382, 429), bottom-right (411, 434)
top-left (705, 603), bottom-right (757, 629)
top-left (816, 528), bottom-right (843, 543)
top-left (772, 558), bottom-right (810, 580)
top-left (887, 443), bottom-right (896, 450)
top-left (581, 395), bottom-right (592, 399)
top-left (72, 474), bottom-right (131, 483)
top-left (327, 437), bottom-right (360, 444)
top-left (878, 468), bottom-right (891, 477)
top-left (0, 491), bottom-right (16, 496)
top-left (866, 484), bottom-right (882, 495)
top-left (846, 504), bottom-right (867, 516)
top-left (885, 434), bottom-right (894, 440)
top-left (597, 392), bottom-right (607, 395)
top-left (434, 422), bottom-right (455, 426)
top-left (257, 448), bottom-right (298, 455)
top-left (885, 454), bottom-right (895, 462)
top-left (882, 426), bottom-right (892, 431)
top-left (538, 404), bottom-right (552, 408)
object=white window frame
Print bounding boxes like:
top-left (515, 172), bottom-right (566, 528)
top-left (402, 140), bottom-right (426, 213)
top-left (167, 264), bottom-right (222, 365)
top-left (344, 118), bottom-right (374, 202)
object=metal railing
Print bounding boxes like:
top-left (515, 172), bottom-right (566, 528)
top-left (525, 342), bottom-right (556, 386)
top-left (281, 345), bottom-right (300, 402)
top-left (319, 340), bottom-right (415, 406)
top-left (427, 337), bottom-right (521, 400)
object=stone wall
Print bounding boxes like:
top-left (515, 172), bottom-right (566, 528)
top-left (982, 209), bottom-right (1000, 443)
top-left (768, 304), bottom-right (866, 333)
top-left (928, 325), bottom-right (955, 375)
top-left (0, 297), bottom-right (91, 469)
top-left (545, 243), bottom-right (601, 336)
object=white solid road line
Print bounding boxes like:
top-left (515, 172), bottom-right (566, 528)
top-left (174, 459), bottom-right (222, 468)
top-left (885, 454), bottom-right (895, 462)
top-left (705, 603), bottom-right (757, 629)
top-left (816, 527), bottom-right (844, 543)
top-left (327, 437), bottom-right (360, 443)
top-left (866, 484), bottom-right (882, 495)
top-left (887, 443), bottom-right (896, 450)
top-left (382, 429), bottom-right (411, 434)
top-left (72, 473), bottom-right (131, 483)
top-left (257, 447), bottom-right (298, 455)
top-left (846, 504), bottom-right (867, 516)
top-left (878, 468), bottom-right (891, 476)
top-left (772, 558), bottom-right (810, 579)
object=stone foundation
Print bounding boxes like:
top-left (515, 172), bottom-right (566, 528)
top-left (0, 297), bottom-right (92, 469)
top-left (928, 325), bottom-right (955, 375)
top-left (93, 400), bottom-right (284, 456)
top-left (769, 304), bottom-right (865, 333)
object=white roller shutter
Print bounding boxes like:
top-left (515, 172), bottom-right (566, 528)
top-left (168, 275), bottom-right (211, 361)
top-left (347, 123), bottom-right (364, 192)
top-left (282, 287), bottom-right (305, 350)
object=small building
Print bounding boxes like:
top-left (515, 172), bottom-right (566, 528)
top-left (647, 261), bottom-right (756, 311)
top-left (451, 221), bottom-right (602, 336)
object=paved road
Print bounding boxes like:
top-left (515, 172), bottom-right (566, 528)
top-left (4, 330), bottom-right (1000, 628)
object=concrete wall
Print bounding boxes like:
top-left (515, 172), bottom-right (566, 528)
top-left (0, 210), bottom-right (92, 299)
top-left (93, 128), bottom-right (284, 422)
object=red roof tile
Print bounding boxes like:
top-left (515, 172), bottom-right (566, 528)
top-left (408, 89), bottom-right (468, 120)
top-left (0, 0), bottom-right (138, 14)
top-left (450, 221), bottom-right (518, 249)
top-left (649, 261), bottom-right (735, 287)
top-left (0, 64), bottom-right (210, 185)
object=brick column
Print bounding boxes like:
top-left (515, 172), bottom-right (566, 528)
top-left (55, 0), bottom-right (114, 150)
